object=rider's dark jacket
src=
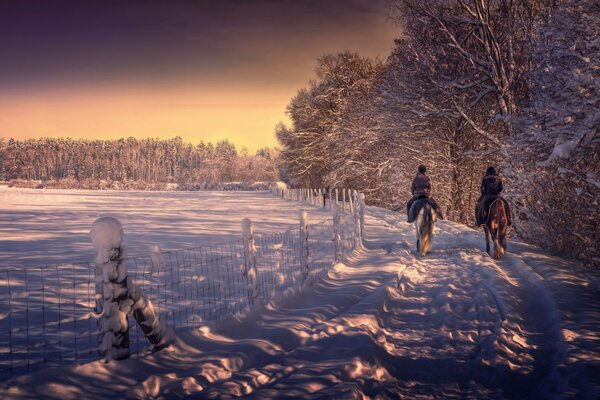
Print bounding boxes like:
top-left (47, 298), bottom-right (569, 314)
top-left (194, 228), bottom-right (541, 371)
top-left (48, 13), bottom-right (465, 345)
top-left (411, 173), bottom-right (431, 197)
top-left (481, 174), bottom-right (503, 197)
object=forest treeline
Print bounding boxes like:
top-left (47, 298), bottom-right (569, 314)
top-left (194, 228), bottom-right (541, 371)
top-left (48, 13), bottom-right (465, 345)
top-left (0, 137), bottom-right (279, 190)
top-left (276, 0), bottom-right (599, 265)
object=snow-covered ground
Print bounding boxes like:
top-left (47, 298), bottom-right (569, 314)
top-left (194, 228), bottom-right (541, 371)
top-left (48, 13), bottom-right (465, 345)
top-left (0, 188), bottom-right (332, 266)
top-left (1, 194), bottom-right (599, 398)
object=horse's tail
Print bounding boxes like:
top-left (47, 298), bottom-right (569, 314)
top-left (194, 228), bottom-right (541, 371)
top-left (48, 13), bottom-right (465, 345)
top-left (420, 204), bottom-right (434, 255)
top-left (487, 199), bottom-right (507, 258)
top-left (497, 201), bottom-right (507, 255)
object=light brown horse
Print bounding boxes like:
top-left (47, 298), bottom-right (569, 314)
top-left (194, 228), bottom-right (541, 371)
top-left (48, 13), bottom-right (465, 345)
top-left (483, 198), bottom-right (508, 259)
top-left (415, 202), bottom-right (436, 257)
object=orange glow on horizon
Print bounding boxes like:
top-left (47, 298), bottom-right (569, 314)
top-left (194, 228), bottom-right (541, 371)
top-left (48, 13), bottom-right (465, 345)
top-left (0, 0), bottom-right (400, 153)
top-left (0, 83), bottom-right (290, 152)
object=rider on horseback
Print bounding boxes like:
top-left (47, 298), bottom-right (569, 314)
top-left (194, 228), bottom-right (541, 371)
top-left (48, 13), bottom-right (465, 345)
top-left (475, 166), bottom-right (513, 226)
top-left (406, 164), bottom-right (444, 223)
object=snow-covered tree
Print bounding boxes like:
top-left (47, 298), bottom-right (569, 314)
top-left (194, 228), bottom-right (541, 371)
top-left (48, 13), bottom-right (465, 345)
top-left (276, 52), bottom-right (383, 189)
top-left (508, 0), bottom-right (599, 265)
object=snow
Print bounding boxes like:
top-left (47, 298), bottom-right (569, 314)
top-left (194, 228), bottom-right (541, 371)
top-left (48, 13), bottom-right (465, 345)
top-left (547, 140), bottom-right (578, 162)
top-left (0, 188), bottom-right (332, 266)
top-left (90, 217), bottom-right (124, 264)
top-left (1, 200), bottom-right (598, 398)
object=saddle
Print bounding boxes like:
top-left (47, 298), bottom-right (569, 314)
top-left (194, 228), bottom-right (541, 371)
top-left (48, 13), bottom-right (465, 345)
top-left (477, 195), bottom-right (512, 225)
top-left (408, 196), bottom-right (432, 223)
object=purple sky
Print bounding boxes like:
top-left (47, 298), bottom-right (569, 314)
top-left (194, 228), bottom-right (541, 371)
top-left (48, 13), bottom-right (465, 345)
top-left (0, 0), bottom-right (399, 150)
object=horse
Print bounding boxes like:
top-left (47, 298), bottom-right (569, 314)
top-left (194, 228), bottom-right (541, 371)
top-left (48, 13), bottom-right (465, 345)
top-left (414, 201), bottom-right (437, 256)
top-left (483, 198), bottom-right (508, 259)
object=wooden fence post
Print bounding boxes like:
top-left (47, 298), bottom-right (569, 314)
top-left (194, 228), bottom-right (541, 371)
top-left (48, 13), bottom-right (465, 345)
top-left (359, 193), bottom-right (365, 241)
top-left (333, 204), bottom-right (342, 263)
top-left (300, 210), bottom-right (309, 279)
top-left (90, 218), bottom-right (170, 362)
top-left (353, 192), bottom-right (363, 248)
top-left (90, 217), bottom-right (130, 361)
top-left (242, 218), bottom-right (259, 305)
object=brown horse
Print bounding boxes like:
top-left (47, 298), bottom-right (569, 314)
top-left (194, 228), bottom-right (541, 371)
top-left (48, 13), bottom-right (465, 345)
top-left (483, 198), bottom-right (508, 259)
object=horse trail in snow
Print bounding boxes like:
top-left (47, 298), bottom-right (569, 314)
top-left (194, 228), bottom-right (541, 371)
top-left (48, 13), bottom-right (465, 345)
top-left (1, 206), bottom-right (599, 399)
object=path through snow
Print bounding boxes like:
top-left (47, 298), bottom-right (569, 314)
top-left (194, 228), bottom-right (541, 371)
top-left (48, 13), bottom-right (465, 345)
top-left (1, 206), bottom-right (598, 399)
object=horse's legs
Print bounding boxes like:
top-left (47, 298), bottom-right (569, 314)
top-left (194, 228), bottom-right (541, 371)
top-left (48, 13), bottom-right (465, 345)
top-left (499, 229), bottom-right (507, 256)
top-left (484, 227), bottom-right (489, 254)
top-left (491, 227), bottom-right (500, 259)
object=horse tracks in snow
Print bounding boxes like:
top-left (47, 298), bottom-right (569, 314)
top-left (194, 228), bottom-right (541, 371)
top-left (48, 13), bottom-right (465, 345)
top-left (1, 206), bottom-right (599, 399)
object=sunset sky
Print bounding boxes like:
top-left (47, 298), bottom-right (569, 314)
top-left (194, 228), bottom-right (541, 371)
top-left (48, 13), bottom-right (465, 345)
top-left (0, 0), bottom-right (399, 152)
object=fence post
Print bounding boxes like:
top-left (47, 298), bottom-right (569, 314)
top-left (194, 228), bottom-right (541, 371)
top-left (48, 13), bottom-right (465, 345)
top-left (342, 189), bottom-right (346, 212)
top-left (353, 192), bottom-right (363, 248)
top-left (359, 193), bottom-right (365, 241)
top-left (90, 217), bottom-right (130, 361)
top-left (127, 281), bottom-right (170, 350)
top-left (332, 204), bottom-right (342, 263)
top-left (328, 189), bottom-right (333, 211)
top-left (299, 210), bottom-right (309, 279)
top-left (348, 189), bottom-right (354, 214)
top-left (150, 244), bottom-right (164, 274)
top-left (242, 218), bottom-right (259, 305)
top-left (335, 189), bottom-right (339, 208)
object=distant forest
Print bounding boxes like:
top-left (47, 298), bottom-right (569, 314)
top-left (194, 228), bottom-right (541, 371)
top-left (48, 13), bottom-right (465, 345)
top-left (0, 137), bottom-right (279, 190)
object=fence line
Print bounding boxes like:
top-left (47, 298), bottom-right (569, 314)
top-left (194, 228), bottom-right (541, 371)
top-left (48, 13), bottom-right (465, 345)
top-left (0, 191), bottom-right (363, 382)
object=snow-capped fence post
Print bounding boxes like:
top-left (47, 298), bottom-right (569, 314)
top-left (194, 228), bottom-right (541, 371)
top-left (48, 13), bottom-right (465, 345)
top-left (90, 218), bottom-right (170, 362)
top-left (150, 244), bottom-right (165, 274)
top-left (359, 193), bottom-right (365, 240)
top-left (332, 204), bottom-right (342, 263)
top-left (299, 210), bottom-right (310, 280)
top-left (353, 192), bottom-right (364, 248)
top-left (126, 281), bottom-right (170, 351)
top-left (348, 189), bottom-right (354, 214)
top-left (90, 217), bottom-right (130, 361)
top-left (242, 218), bottom-right (259, 305)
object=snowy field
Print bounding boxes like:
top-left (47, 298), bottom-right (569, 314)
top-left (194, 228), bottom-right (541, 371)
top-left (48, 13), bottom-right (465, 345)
top-left (0, 188), bottom-right (346, 382)
top-left (0, 188), bottom-right (332, 266)
top-left (1, 192), bottom-right (599, 398)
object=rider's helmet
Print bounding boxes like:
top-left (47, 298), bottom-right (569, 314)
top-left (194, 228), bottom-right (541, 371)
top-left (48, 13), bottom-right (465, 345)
top-left (485, 166), bottom-right (497, 176)
top-left (418, 164), bottom-right (427, 173)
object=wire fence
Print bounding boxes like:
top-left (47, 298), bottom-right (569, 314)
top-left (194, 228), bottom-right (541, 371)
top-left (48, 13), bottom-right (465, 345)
top-left (0, 202), bottom-right (361, 382)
